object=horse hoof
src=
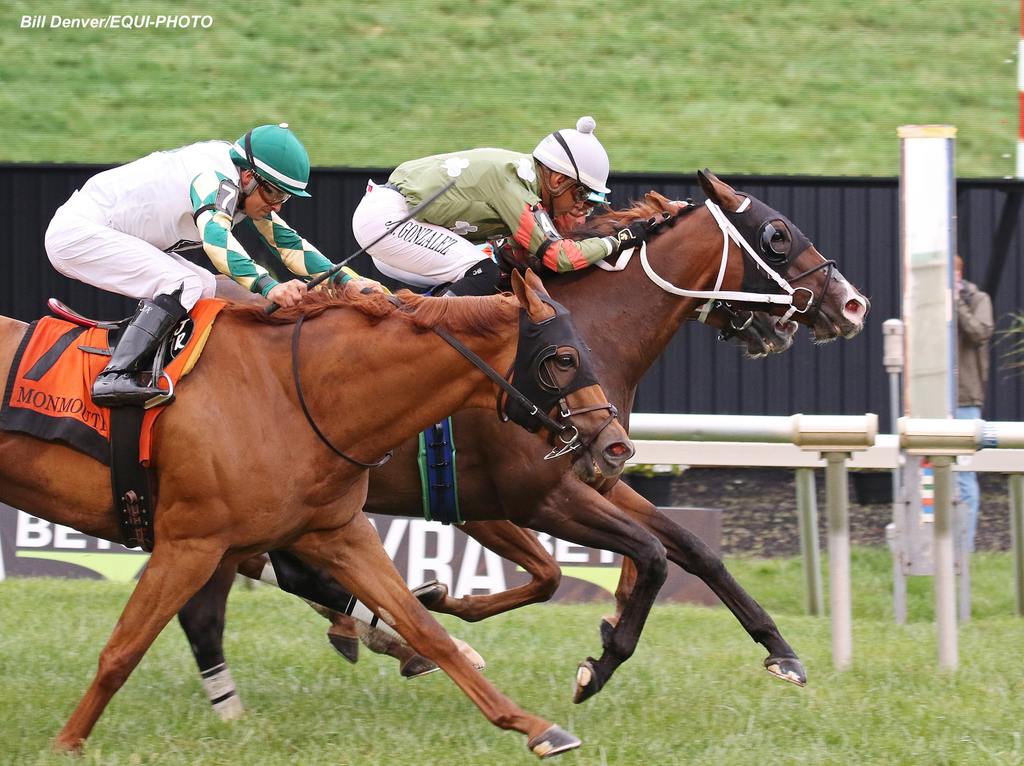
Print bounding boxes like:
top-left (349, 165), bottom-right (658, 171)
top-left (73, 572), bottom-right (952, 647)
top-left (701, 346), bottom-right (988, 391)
top-left (452, 636), bottom-right (486, 671)
top-left (764, 656), bottom-right (807, 687)
top-left (401, 655), bottom-right (441, 678)
top-left (411, 579), bottom-right (448, 609)
top-left (327, 632), bottom-right (360, 664)
top-left (527, 724), bottom-right (581, 759)
top-left (214, 694), bottom-right (245, 721)
top-left (572, 658), bottom-right (600, 704)
top-left (52, 735), bottom-right (84, 754)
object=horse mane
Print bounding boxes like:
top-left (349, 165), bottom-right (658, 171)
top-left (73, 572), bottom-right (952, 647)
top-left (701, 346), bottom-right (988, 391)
top-left (571, 191), bottom-right (689, 239)
top-left (224, 282), bottom-right (516, 337)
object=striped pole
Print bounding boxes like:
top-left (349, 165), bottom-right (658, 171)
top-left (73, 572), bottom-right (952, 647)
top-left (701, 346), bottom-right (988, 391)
top-left (1018, 1), bottom-right (1024, 177)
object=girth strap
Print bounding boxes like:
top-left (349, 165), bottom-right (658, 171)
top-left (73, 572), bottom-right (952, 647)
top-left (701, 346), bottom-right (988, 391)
top-left (109, 406), bottom-right (155, 550)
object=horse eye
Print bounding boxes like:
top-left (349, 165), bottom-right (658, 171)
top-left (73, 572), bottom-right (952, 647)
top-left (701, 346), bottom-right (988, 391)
top-left (556, 354), bottom-right (576, 368)
top-left (761, 224), bottom-right (789, 258)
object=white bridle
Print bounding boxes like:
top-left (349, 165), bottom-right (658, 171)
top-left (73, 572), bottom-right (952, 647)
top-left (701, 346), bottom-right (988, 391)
top-left (594, 198), bottom-right (815, 324)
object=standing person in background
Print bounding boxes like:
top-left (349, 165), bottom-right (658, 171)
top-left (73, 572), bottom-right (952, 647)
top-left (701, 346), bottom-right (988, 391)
top-left (954, 254), bottom-right (994, 551)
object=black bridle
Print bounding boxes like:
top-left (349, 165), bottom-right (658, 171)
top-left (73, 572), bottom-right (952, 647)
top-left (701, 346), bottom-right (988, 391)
top-left (290, 294), bottom-right (619, 466)
top-left (433, 294), bottom-right (620, 461)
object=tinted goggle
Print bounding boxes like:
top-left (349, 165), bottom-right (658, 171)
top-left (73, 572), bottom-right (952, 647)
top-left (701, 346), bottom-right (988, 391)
top-left (571, 183), bottom-right (608, 206)
top-left (256, 177), bottom-right (291, 204)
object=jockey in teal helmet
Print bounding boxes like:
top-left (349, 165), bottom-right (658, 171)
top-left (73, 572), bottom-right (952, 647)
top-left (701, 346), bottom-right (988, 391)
top-left (229, 123), bottom-right (312, 199)
top-left (45, 123), bottom-right (360, 406)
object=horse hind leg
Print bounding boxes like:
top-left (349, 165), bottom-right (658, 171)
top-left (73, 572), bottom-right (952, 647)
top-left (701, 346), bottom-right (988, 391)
top-left (177, 560), bottom-right (244, 720)
top-left (288, 513), bottom-right (580, 759)
top-left (55, 537), bottom-right (224, 751)
top-left (238, 550), bottom-right (481, 678)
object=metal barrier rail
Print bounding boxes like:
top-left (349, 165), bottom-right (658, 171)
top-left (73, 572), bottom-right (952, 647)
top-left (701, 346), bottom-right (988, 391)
top-left (625, 413), bottom-right (1024, 671)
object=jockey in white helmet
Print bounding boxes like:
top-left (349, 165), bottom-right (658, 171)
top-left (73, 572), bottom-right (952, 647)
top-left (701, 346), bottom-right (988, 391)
top-left (532, 115), bottom-right (611, 209)
top-left (351, 116), bottom-right (645, 296)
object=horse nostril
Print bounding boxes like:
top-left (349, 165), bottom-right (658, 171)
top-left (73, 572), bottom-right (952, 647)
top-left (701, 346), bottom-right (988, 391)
top-left (845, 299), bottom-right (863, 316)
top-left (605, 441), bottom-right (634, 461)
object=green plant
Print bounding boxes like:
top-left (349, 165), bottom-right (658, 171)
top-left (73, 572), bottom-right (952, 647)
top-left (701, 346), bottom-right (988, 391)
top-left (997, 311), bottom-right (1024, 376)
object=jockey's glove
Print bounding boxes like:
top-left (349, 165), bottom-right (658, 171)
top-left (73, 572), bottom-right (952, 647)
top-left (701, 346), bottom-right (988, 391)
top-left (609, 220), bottom-right (649, 255)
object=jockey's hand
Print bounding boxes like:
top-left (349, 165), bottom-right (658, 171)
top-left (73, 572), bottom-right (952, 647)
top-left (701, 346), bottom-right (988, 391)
top-left (610, 220), bottom-right (648, 255)
top-left (352, 277), bottom-right (389, 294)
top-left (267, 279), bottom-right (307, 308)
top-left (330, 266), bottom-right (389, 294)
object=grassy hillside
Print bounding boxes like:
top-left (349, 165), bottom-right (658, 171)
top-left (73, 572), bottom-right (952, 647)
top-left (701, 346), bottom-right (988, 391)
top-left (0, 0), bottom-right (1017, 176)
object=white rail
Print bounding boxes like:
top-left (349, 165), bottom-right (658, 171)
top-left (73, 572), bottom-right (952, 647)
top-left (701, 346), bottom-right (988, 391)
top-left (625, 413), bottom-right (1024, 671)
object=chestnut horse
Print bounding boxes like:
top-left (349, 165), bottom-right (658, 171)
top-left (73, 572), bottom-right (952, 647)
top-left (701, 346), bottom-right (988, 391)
top-left (0, 271), bottom-right (634, 758)
top-left (177, 170), bottom-right (869, 710)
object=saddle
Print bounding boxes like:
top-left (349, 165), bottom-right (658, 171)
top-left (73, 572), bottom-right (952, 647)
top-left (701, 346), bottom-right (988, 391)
top-left (0, 298), bottom-right (225, 550)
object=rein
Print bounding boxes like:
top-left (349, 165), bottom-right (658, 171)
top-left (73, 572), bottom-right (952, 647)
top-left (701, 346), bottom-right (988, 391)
top-left (290, 297), bottom-right (616, 465)
top-left (429, 325), bottom-right (617, 461)
top-left (291, 314), bottom-right (392, 468)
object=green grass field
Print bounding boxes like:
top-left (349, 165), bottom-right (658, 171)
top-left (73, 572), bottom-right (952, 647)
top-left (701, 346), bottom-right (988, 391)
top-left (2, 548), bottom-right (1022, 765)
top-left (0, 0), bottom-right (1017, 176)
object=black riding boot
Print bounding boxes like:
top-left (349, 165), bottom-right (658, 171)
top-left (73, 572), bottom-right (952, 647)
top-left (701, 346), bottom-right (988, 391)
top-left (91, 291), bottom-right (187, 407)
top-left (442, 258), bottom-right (502, 297)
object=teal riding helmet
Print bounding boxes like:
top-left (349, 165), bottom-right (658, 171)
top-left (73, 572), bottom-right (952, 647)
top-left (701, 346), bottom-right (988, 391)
top-left (229, 123), bottom-right (311, 197)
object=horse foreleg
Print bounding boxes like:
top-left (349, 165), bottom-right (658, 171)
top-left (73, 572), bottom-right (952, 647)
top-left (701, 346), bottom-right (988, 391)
top-left (529, 476), bottom-right (667, 705)
top-left (177, 561), bottom-right (244, 720)
top-left (288, 512), bottom-right (580, 759)
top-left (599, 556), bottom-right (639, 645)
top-left (54, 538), bottom-right (224, 752)
top-left (414, 520), bottom-right (561, 622)
top-left (606, 481), bottom-right (807, 686)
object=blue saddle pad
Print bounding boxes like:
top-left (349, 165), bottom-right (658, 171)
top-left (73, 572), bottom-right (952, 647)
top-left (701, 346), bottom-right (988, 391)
top-left (417, 418), bottom-right (461, 525)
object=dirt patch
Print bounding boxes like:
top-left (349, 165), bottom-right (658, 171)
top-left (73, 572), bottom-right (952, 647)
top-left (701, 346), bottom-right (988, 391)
top-left (660, 467), bottom-right (1012, 557)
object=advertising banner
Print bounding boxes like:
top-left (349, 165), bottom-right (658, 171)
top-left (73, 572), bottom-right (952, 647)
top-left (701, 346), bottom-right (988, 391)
top-left (0, 503), bottom-right (721, 605)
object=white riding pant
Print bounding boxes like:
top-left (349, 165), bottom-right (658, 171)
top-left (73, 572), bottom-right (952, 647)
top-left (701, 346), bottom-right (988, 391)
top-left (351, 181), bottom-right (488, 288)
top-left (44, 192), bottom-right (216, 310)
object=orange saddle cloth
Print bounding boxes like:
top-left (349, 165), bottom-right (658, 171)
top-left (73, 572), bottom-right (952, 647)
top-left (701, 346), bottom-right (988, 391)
top-left (0, 299), bottom-right (226, 465)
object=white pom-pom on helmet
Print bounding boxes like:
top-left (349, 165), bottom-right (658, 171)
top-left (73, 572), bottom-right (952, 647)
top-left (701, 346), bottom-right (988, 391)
top-left (533, 116), bottom-right (610, 203)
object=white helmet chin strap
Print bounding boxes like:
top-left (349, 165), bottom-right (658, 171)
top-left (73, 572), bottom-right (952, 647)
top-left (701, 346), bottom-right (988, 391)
top-left (594, 199), bottom-right (813, 323)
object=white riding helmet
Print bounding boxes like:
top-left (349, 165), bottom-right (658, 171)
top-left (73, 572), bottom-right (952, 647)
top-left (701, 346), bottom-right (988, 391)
top-left (532, 116), bottom-right (611, 203)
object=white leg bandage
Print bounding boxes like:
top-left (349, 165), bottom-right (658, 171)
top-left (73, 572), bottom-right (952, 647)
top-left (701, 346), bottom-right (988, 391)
top-left (200, 663), bottom-right (243, 721)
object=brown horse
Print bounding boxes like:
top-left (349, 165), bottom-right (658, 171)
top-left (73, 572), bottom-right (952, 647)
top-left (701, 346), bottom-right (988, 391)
top-left (0, 270), bottom-right (634, 757)
top-left (176, 170), bottom-right (869, 709)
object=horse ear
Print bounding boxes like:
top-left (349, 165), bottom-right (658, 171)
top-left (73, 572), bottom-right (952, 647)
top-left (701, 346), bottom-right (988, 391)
top-left (523, 268), bottom-right (548, 295)
top-left (512, 269), bottom-right (555, 321)
top-left (697, 168), bottom-right (714, 196)
top-left (510, 269), bottom-right (527, 305)
top-left (697, 168), bottom-right (743, 212)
